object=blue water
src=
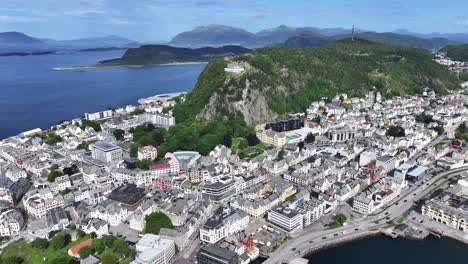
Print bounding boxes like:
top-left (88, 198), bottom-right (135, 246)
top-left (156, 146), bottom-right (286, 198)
top-left (306, 235), bottom-right (468, 263)
top-left (0, 49), bottom-right (205, 139)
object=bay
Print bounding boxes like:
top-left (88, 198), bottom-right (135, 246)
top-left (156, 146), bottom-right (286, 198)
top-left (306, 235), bottom-right (468, 263)
top-left (0, 49), bottom-right (205, 139)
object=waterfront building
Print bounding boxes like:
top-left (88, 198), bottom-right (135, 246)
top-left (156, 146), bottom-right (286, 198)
top-left (85, 110), bottom-right (113, 121)
top-left (267, 206), bottom-right (303, 232)
top-left (422, 198), bottom-right (468, 233)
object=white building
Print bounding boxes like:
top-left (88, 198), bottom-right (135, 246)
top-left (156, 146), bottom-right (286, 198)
top-left (23, 194), bottom-right (65, 219)
top-left (138, 146), bottom-right (158, 161)
top-left (200, 208), bottom-right (249, 244)
top-left (90, 200), bottom-right (128, 226)
top-left (132, 234), bottom-right (176, 264)
top-left (0, 209), bottom-right (24, 236)
top-left (85, 110), bottom-right (113, 121)
top-left (91, 142), bottom-right (123, 163)
top-left (267, 206), bottom-right (303, 232)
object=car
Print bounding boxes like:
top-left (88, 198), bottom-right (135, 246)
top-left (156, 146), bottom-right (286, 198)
top-left (322, 236), bottom-right (327, 240)
top-left (309, 240), bottom-right (314, 244)
top-left (334, 233), bottom-right (339, 237)
top-left (292, 248), bottom-right (296, 251)
top-left (404, 200), bottom-right (407, 202)
top-left (354, 228), bottom-right (359, 231)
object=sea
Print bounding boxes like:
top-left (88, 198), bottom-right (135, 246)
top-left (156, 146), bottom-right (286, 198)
top-left (0, 45), bottom-right (206, 139)
top-left (306, 235), bottom-right (468, 263)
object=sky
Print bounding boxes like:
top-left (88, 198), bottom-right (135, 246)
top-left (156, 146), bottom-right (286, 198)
top-left (1, 0), bottom-right (468, 42)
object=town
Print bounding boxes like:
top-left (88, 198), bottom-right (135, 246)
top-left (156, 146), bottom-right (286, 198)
top-left (0, 82), bottom-right (468, 264)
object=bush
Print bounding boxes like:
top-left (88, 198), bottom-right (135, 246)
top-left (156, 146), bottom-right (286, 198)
top-left (49, 232), bottom-right (68, 249)
top-left (2, 256), bottom-right (23, 264)
top-left (78, 246), bottom-right (92, 258)
top-left (31, 238), bottom-right (49, 250)
top-left (101, 254), bottom-right (118, 264)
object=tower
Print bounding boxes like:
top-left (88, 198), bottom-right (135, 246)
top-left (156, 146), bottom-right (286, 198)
top-left (351, 24), bottom-right (355, 41)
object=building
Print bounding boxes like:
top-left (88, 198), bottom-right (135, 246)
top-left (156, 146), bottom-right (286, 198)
top-left (91, 142), bottom-right (123, 163)
top-left (394, 163), bottom-right (428, 182)
top-left (138, 146), bottom-right (158, 161)
top-left (153, 114), bottom-right (176, 127)
top-left (0, 208), bottom-right (24, 236)
top-left (257, 130), bottom-right (286, 147)
top-left (200, 207), bottom-right (249, 244)
top-left (327, 127), bottom-right (356, 142)
top-left (108, 184), bottom-right (146, 211)
top-left (376, 155), bottom-right (398, 174)
top-left (85, 110), bottom-right (113, 121)
top-left (422, 198), bottom-right (468, 233)
top-left (267, 206), bottom-right (303, 232)
top-left (201, 177), bottom-right (235, 202)
top-left (198, 245), bottom-right (239, 264)
top-left (265, 119), bottom-right (304, 132)
top-left (224, 63), bottom-right (244, 74)
top-left (132, 234), bottom-right (176, 264)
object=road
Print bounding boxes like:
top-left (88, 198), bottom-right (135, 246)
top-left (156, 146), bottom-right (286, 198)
top-left (264, 166), bottom-right (468, 264)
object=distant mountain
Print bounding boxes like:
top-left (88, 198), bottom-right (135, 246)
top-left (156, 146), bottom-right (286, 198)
top-left (338, 32), bottom-right (452, 50)
top-left (394, 29), bottom-right (468, 43)
top-left (441, 44), bottom-right (468, 61)
top-left (170, 25), bottom-right (255, 47)
top-left (99, 45), bottom-right (252, 66)
top-left (283, 34), bottom-right (333, 47)
top-left (42, 35), bottom-right (138, 47)
top-left (0, 32), bottom-right (43, 44)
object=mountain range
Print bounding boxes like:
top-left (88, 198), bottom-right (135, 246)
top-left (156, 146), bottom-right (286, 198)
top-left (169, 25), bottom-right (468, 49)
top-left (0, 31), bottom-right (137, 47)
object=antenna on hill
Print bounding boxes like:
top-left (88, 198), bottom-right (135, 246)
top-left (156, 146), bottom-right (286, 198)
top-left (352, 24), bottom-right (355, 41)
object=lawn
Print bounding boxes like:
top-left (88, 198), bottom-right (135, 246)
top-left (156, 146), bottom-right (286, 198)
top-left (1, 235), bottom-right (91, 264)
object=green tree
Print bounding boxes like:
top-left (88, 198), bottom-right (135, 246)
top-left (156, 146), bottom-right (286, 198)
top-left (136, 159), bottom-right (152, 170)
top-left (101, 254), bottom-right (118, 264)
top-left (92, 239), bottom-right (105, 254)
top-left (2, 256), bottom-right (23, 264)
top-left (31, 238), bottom-right (49, 250)
top-left (278, 148), bottom-right (285, 160)
top-left (78, 246), bottom-right (92, 258)
top-left (144, 212), bottom-right (174, 234)
top-left (113, 129), bottom-right (125, 141)
top-left (130, 144), bottom-right (138, 158)
top-left (112, 238), bottom-right (130, 257)
top-left (49, 232), bottom-right (67, 249)
top-left (47, 256), bottom-right (72, 264)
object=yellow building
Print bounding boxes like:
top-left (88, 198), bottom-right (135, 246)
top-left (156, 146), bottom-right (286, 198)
top-left (257, 129), bottom-right (286, 147)
top-left (422, 200), bottom-right (468, 233)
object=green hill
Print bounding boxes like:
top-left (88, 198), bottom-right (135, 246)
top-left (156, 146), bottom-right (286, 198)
top-left (441, 44), bottom-right (468, 61)
top-left (174, 39), bottom-right (460, 125)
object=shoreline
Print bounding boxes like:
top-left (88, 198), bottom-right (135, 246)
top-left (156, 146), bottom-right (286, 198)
top-left (52, 61), bottom-right (208, 71)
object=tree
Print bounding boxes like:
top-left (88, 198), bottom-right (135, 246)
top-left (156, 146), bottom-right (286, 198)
top-left (130, 144), bottom-right (138, 158)
top-left (386, 125), bottom-right (406, 137)
top-left (78, 246), bottom-right (92, 258)
top-left (2, 256), bottom-right (23, 264)
top-left (198, 134), bottom-right (220, 155)
top-left (113, 129), bottom-right (125, 141)
top-left (305, 133), bottom-right (315, 143)
top-left (246, 134), bottom-right (259, 146)
top-left (48, 164), bottom-right (63, 183)
top-left (101, 254), bottom-right (118, 264)
top-left (50, 232), bottom-right (67, 249)
top-left (31, 238), bottom-right (49, 249)
top-left (92, 239), bottom-right (105, 254)
top-left (222, 134), bottom-right (232, 148)
top-left (136, 159), bottom-right (152, 170)
top-left (144, 212), bottom-right (174, 234)
top-left (298, 141), bottom-right (305, 151)
top-left (278, 148), bottom-right (285, 160)
top-left (112, 238), bottom-right (130, 257)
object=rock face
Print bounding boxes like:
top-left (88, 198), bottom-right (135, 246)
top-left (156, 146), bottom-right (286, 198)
top-left (174, 39), bottom-right (459, 125)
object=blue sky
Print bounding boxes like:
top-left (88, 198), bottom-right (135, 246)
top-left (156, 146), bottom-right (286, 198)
top-left (1, 0), bottom-right (468, 41)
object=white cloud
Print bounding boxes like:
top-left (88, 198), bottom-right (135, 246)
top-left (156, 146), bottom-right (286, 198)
top-left (106, 18), bottom-right (130, 25)
top-left (0, 15), bottom-right (42, 22)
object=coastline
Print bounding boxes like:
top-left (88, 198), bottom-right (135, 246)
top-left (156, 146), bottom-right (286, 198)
top-left (52, 61), bottom-right (208, 70)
